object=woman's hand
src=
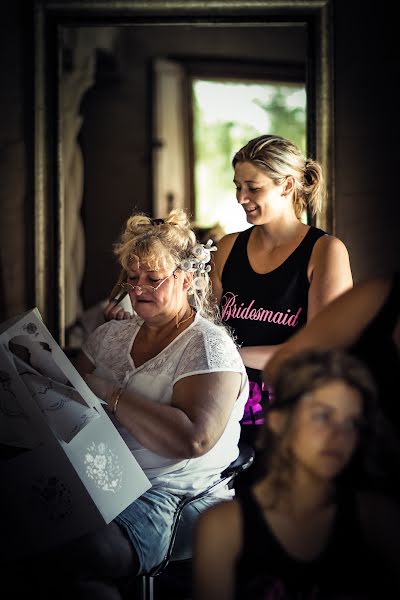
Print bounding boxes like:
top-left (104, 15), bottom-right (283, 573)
top-left (103, 299), bottom-right (132, 322)
top-left (104, 270), bottom-right (133, 322)
top-left (239, 344), bottom-right (284, 371)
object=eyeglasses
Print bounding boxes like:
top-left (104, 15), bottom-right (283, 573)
top-left (118, 271), bottom-right (175, 295)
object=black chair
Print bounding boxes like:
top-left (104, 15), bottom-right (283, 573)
top-left (138, 441), bottom-right (255, 600)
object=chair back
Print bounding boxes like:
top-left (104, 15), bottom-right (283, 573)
top-left (151, 441), bottom-right (255, 576)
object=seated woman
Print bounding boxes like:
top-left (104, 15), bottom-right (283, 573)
top-left (21, 209), bottom-right (248, 599)
top-left (194, 349), bottom-right (400, 600)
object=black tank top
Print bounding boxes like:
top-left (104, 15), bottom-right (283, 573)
top-left (220, 225), bottom-right (325, 414)
top-left (234, 487), bottom-right (381, 599)
top-left (220, 225), bottom-right (326, 348)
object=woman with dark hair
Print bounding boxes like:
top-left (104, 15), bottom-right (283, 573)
top-left (194, 349), bottom-right (400, 600)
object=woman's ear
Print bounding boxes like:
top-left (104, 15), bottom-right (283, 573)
top-left (283, 175), bottom-right (295, 197)
top-left (183, 271), bottom-right (193, 290)
top-left (266, 410), bottom-right (286, 434)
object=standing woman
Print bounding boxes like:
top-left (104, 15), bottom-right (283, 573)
top-left (211, 134), bottom-right (353, 447)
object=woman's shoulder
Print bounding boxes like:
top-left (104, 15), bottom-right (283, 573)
top-left (193, 315), bottom-right (238, 346)
top-left (312, 229), bottom-right (350, 258)
top-left (197, 497), bottom-right (241, 533)
top-left (213, 231), bottom-right (242, 267)
top-left (190, 316), bottom-right (244, 369)
top-left (217, 231), bottom-right (242, 248)
top-left (308, 230), bottom-right (352, 285)
top-left (195, 498), bottom-right (243, 567)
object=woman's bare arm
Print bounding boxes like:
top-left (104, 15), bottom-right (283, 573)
top-left (194, 500), bottom-right (242, 600)
top-left (73, 349), bottom-right (95, 376)
top-left (263, 275), bottom-right (393, 385)
top-left (210, 233), bottom-right (239, 305)
top-left (84, 370), bottom-right (242, 459)
top-left (307, 234), bottom-right (353, 321)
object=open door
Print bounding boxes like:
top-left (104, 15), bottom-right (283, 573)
top-left (152, 58), bottom-right (192, 218)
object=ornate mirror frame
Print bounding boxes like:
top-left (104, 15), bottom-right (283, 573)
top-left (33, 0), bottom-right (333, 344)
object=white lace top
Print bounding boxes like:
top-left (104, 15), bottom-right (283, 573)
top-left (82, 313), bottom-right (248, 494)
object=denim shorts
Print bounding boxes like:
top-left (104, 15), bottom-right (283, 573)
top-left (114, 487), bottom-right (223, 574)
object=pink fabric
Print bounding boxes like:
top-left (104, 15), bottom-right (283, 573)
top-left (241, 382), bottom-right (275, 425)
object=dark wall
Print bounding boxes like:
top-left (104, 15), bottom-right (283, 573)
top-left (333, 0), bottom-right (399, 278)
top-left (79, 25), bottom-right (306, 309)
top-left (0, 1), bottom-right (29, 321)
top-left (0, 1), bottom-right (399, 329)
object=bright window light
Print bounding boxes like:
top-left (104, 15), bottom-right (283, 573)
top-left (192, 80), bottom-right (306, 234)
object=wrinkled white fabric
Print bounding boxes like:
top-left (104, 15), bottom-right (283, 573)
top-left (82, 312), bottom-right (248, 494)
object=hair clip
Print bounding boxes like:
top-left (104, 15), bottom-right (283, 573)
top-left (180, 239), bottom-right (217, 273)
top-left (192, 276), bottom-right (208, 290)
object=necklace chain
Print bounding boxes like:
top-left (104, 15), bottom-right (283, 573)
top-left (176, 307), bottom-right (194, 329)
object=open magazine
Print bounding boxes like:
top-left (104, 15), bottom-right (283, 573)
top-left (2, 332), bottom-right (103, 447)
top-left (0, 308), bottom-right (151, 558)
